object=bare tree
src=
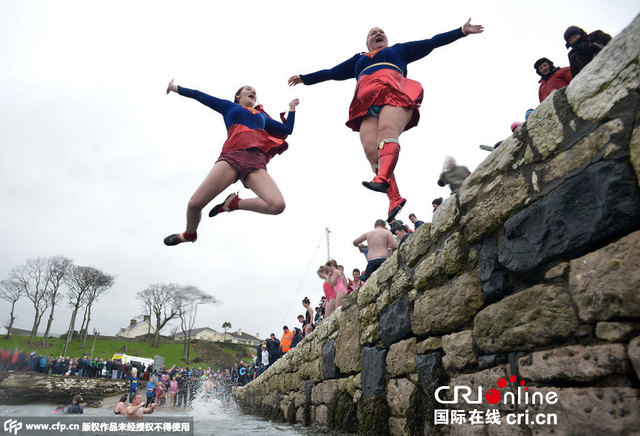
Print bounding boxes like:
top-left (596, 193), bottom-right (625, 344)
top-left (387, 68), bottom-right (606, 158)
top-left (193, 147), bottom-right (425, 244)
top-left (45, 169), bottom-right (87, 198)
top-left (136, 283), bottom-right (179, 348)
top-left (42, 256), bottom-right (72, 346)
top-left (174, 286), bottom-right (218, 363)
top-left (63, 266), bottom-right (114, 356)
top-left (0, 280), bottom-right (24, 339)
top-left (80, 276), bottom-right (113, 348)
top-left (9, 258), bottom-right (52, 344)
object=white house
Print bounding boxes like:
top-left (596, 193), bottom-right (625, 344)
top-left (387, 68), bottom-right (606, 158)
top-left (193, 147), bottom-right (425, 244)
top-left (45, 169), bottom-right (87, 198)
top-left (116, 316), bottom-right (155, 338)
top-left (225, 329), bottom-right (260, 347)
top-left (174, 327), bottom-right (225, 342)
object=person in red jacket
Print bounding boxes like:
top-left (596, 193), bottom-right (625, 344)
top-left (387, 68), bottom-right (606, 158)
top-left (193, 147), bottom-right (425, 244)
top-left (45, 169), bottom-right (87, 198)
top-left (534, 58), bottom-right (572, 102)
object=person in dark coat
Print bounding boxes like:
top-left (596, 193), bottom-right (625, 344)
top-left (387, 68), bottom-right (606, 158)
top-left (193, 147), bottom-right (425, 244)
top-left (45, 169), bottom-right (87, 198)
top-left (564, 26), bottom-right (612, 77)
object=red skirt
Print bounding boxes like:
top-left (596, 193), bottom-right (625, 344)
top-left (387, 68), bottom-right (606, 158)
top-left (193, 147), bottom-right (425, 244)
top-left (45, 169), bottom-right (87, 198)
top-left (220, 124), bottom-right (288, 163)
top-left (346, 68), bottom-right (423, 132)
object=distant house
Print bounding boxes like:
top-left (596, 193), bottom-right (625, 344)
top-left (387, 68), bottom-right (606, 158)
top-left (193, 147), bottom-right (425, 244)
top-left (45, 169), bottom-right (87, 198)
top-left (116, 316), bottom-right (155, 338)
top-left (2, 327), bottom-right (46, 337)
top-left (174, 327), bottom-right (225, 342)
top-left (225, 329), bottom-right (260, 347)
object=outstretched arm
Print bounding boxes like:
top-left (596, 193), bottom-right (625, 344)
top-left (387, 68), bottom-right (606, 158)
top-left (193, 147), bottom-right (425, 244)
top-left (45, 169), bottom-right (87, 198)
top-left (397, 18), bottom-right (484, 64)
top-left (165, 79), bottom-right (232, 114)
top-left (289, 53), bottom-right (360, 86)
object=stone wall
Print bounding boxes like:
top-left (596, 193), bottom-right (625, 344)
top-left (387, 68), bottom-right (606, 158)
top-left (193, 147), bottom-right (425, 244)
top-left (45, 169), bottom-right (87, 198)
top-left (233, 16), bottom-right (640, 436)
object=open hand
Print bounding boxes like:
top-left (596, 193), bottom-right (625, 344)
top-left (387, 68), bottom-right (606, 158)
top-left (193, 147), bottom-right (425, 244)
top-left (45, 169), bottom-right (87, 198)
top-left (288, 75), bottom-right (302, 86)
top-left (463, 18), bottom-right (484, 35)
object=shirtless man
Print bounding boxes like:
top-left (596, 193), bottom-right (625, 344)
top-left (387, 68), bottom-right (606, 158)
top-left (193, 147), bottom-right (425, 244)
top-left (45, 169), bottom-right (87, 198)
top-left (125, 393), bottom-right (156, 420)
top-left (353, 219), bottom-right (398, 282)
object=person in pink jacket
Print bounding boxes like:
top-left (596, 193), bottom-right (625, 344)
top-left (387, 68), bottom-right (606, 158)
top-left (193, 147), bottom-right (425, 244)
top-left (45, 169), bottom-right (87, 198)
top-left (534, 57), bottom-right (572, 102)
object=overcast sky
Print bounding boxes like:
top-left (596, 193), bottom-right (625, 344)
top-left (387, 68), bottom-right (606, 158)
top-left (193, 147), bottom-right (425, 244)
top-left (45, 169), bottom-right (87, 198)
top-left (1, 1), bottom-right (637, 344)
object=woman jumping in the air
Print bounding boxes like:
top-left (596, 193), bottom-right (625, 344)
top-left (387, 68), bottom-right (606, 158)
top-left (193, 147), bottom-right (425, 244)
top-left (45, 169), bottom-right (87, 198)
top-left (164, 80), bottom-right (299, 246)
top-left (289, 19), bottom-right (483, 222)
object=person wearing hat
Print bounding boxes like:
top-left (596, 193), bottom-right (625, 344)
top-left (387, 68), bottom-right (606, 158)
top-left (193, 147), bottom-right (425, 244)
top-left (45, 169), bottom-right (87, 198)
top-left (432, 197), bottom-right (443, 212)
top-left (563, 26), bottom-right (612, 77)
top-left (534, 58), bottom-right (572, 102)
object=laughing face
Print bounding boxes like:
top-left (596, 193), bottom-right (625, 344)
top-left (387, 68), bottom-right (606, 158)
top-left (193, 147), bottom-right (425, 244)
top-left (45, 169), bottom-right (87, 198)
top-left (366, 27), bottom-right (388, 52)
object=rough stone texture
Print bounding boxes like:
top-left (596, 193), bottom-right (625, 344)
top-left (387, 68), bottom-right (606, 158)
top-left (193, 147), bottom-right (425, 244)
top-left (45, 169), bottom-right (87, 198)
top-left (361, 347), bottom-right (387, 399)
top-left (529, 387), bottom-right (640, 436)
top-left (414, 232), bottom-right (466, 289)
top-left (400, 223), bottom-right (431, 267)
top-left (314, 404), bottom-right (328, 425)
top-left (359, 303), bottom-right (381, 346)
top-left (311, 380), bottom-right (337, 405)
top-left (540, 118), bottom-right (625, 185)
top-left (334, 304), bottom-right (361, 374)
top-left (461, 172), bottom-right (530, 243)
top-left (358, 395), bottom-right (389, 436)
top-left (386, 378), bottom-right (415, 418)
top-left (416, 352), bottom-right (445, 396)
top-left (442, 330), bottom-right (477, 371)
top-left (389, 269), bottom-right (413, 299)
top-left (386, 338), bottom-right (417, 377)
top-left (388, 417), bottom-right (409, 436)
top-left (380, 295), bottom-right (412, 347)
top-left (544, 262), bottom-right (569, 279)
top-left (478, 236), bottom-right (509, 300)
top-left (412, 272), bottom-right (483, 336)
top-left (632, 125), bottom-right (640, 186)
top-left (527, 94), bottom-right (565, 160)
top-left (566, 14), bottom-right (640, 121)
top-left (474, 284), bottom-right (580, 353)
top-left (430, 194), bottom-right (459, 240)
top-left (417, 337), bottom-right (443, 354)
top-left (375, 254), bottom-right (398, 284)
top-left (595, 322), bottom-right (640, 342)
top-left (499, 160), bottom-right (640, 274)
top-left (569, 230), bottom-right (640, 322)
top-left (321, 339), bottom-right (337, 380)
top-left (628, 335), bottom-right (640, 381)
top-left (518, 344), bottom-right (630, 382)
top-left (357, 276), bottom-right (381, 306)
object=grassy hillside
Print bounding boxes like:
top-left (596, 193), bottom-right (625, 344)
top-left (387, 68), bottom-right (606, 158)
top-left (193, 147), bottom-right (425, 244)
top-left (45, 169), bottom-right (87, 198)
top-left (0, 335), bottom-right (252, 369)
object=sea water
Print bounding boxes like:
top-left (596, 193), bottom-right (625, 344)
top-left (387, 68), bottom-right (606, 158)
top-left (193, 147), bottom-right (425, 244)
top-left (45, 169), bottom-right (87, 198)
top-left (0, 394), bottom-right (335, 436)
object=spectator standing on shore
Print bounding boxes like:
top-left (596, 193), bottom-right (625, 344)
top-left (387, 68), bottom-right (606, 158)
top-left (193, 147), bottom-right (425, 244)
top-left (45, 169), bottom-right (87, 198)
top-left (267, 334), bottom-right (281, 365)
top-left (260, 344), bottom-right (269, 375)
top-left (128, 369), bottom-right (139, 402)
top-left (353, 219), bottom-right (398, 282)
top-left (281, 326), bottom-right (294, 354)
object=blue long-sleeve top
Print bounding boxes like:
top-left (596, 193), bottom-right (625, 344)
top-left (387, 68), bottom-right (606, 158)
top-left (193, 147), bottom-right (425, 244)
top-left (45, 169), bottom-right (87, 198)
top-left (177, 86), bottom-right (295, 137)
top-left (300, 28), bottom-right (466, 84)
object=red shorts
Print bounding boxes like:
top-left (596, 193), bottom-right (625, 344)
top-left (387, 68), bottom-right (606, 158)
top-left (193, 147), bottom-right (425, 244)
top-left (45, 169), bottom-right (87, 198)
top-left (346, 68), bottom-right (423, 132)
top-left (217, 148), bottom-right (268, 188)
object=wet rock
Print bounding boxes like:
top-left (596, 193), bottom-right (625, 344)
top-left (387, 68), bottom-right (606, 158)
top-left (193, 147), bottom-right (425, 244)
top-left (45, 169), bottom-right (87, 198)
top-left (412, 272), bottom-right (483, 336)
top-left (361, 347), bottom-right (387, 399)
top-left (357, 394), bottom-right (389, 436)
top-left (569, 230), bottom-right (640, 322)
top-left (499, 160), bottom-right (640, 274)
top-left (321, 339), bottom-right (337, 380)
top-left (442, 330), bottom-right (477, 371)
top-left (416, 352), bottom-right (446, 396)
top-left (478, 236), bottom-right (509, 300)
top-left (474, 284), bottom-right (579, 353)
top-left (518, 344), bottom-right (629, 382)
top-left (311, 380), bottom-right (337, 405)
top-left (380, 295), bottom-right (412, 347)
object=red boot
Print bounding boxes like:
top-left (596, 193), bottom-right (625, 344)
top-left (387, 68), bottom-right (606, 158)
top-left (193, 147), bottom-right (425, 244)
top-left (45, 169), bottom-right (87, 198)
top-left (362, 139), bottom-right (400, 193)
top-left (386, 175), bottom-right (406, 222)
top-left (209, 192), bottom-right (240, 218)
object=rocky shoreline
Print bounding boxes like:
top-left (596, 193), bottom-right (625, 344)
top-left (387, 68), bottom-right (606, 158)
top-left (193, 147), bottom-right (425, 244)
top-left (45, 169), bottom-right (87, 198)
top-left (0, 372), bottom-right (128, 407)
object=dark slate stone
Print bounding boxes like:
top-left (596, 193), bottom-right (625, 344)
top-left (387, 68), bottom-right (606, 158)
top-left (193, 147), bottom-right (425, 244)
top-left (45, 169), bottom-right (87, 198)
top-left (361, 347), bottom-right (387, 399)
top-left (499, 160), bottom-right (640, 274)
top-left (416, 351), bottom-right (445, 395)
top-left (478, 237), bottom-right (509, 301)
top-left (321, 339), bottom-right (337, 380)
top-left (379, 295), bottom-right (412, 347)
top-left (478, 354), bottom-right (499, 370)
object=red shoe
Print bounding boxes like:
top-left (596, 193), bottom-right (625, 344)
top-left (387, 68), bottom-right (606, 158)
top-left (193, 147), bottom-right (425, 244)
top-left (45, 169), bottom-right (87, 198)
top-left (362, 140), bottom-right (399, 193)
top-left (164, 231), bottom-right (197, 246)
top-left (209, 192), bottom-right (240, 218)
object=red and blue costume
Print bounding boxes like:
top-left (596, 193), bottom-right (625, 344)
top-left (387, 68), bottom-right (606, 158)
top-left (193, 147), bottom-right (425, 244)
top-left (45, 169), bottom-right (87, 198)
top-left (177, 86), bottom-right (295, 164)
top-left (299, 28), bottom-right (466, 131)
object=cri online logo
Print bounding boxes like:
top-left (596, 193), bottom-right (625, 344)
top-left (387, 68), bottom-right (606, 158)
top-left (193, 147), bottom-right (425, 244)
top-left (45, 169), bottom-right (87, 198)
top-left (435, 375), bottom-right (558, 406)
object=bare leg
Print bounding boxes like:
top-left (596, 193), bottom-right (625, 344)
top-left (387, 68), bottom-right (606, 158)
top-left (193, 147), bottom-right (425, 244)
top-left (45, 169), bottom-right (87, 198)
top-left (325, 298), bottom-right (336, 318)
top-left (241, 169), bottom-right (286, 214)
top-left (335, 291), bottom-right (347, 308)
top-left (376, 106), bottom-right (413, 142)
top-left (359, 116), bottom-right (379, 165)
top-left (186, 161), bottom-right (238, 234)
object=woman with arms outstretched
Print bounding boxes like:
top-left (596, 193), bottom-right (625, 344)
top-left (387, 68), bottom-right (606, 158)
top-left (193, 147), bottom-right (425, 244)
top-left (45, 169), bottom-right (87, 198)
top-left (289, 19), bottom-right (482, 221)
top-left (164, 80), bottom-right (299, 246)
